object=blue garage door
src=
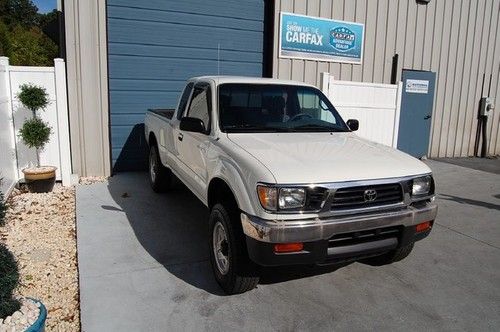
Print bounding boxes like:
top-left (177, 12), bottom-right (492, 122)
top-left (107, 0), bottom-right (266, 171)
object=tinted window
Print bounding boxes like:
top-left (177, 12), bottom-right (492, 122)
top-left (176, 82), bottom-right (194, 120)
top-left (186, 84), bottom-right (211, 133)
top-left (297, 89), bottom-right (338, 125)
top-left (219, 84), bottom-right (348, 133)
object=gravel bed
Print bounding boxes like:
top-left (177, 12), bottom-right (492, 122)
top-left (79, 176), bottom-right (107, 185)
top-left (0, 185), bottom-right (80, 331)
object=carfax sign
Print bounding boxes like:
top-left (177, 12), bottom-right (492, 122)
top-left (279, 12), bottom-right (364, 64)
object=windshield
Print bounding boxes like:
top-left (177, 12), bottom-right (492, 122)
top-left (218, 84), bottom-right (349, 133)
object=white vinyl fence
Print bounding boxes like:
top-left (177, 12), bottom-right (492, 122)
top-left (0, 58), bottom-right (17, 195)
top-left (321, 72), bottom-right (403, 148)
top-left (0, 57), bottom-right (71, 196)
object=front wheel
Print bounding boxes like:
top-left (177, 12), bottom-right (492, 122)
top-left (209, 203), bottom-right (259, 294)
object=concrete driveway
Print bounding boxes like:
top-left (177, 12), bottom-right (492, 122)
top-left (76, 160), bottom-right (500, 331)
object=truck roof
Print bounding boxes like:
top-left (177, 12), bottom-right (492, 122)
top-left (189, 75), bottom-right (317, 88)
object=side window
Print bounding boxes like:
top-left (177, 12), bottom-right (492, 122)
top-left (176, 82), bottom-right (194, 120)
top-left (186, 84), bottom-right (211, 133)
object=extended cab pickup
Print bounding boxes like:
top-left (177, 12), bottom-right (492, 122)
top-left (144, 76), bottom-right (438, 294)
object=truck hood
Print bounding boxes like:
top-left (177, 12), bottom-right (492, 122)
top-left (227, 132), bottom-right (431, 183)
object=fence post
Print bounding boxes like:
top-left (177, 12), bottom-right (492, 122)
top-left (54, 58), bottom-right (72, 186)
top-left (0, 57), bottom-right (19, 194)
top-left (321, 72), bottom-right (330, 95)
top-left (392, 81), bottom-right (403, 148)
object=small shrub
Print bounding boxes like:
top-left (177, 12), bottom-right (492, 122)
top-left (0, 243), bottom-right (20, 319)
top-left (19, 117), bottom-right (52, 150)
top-left (17, 83), bottom-right (49, 113)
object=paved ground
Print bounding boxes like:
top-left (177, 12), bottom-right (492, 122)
top-left (435, 156), bottom-right (500, 175)
top-left (77, 160), bottom-right (500, 331)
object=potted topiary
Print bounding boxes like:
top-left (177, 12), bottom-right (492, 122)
top-left (17, 83), bottom-right (56, 193)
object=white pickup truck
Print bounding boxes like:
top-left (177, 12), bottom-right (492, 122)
top-left (144, 76), bottom-right (438, 294)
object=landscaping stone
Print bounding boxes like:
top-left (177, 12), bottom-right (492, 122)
top-left (1, 184), bottom-right (79, 331)
top-left (0, 298), bottom-right (39, 332)
top-left (79, 176), bottom-right (107, 185)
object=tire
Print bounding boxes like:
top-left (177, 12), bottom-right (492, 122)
top-left (209, 203), bottom-right (259, 294)
top-left (148, 144), bottom-right (172, 193)
top-left (361, 242), bottom-right (415, 266)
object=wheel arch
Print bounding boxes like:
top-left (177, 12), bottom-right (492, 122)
top-left (206, 155), bottom-right (260, 215)
top-left (208, 177), bottom-right (239, 210)
top-left (148, 132), bottom-right (157, 147)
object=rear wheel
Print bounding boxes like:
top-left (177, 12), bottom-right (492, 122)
top-left (149, 144), bottom-right (172, 192)
top-left (209, 203), bottom-right (259, 294)
top-left (361, 242), bottom-right (415, 266)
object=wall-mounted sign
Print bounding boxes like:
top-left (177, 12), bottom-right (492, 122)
top-left (405, 79), bottom-right (429, 94)
top-left (279, 12), bottom-right (364, 64)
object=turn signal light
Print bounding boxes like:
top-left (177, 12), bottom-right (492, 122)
top-left (257, 185), bottom-right (278, 211)
top-left (416, 221), bottom-right (432, 233)
top-left (274, 243), bottom-right (304, 253)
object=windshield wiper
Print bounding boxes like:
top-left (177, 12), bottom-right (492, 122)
top-left (292, 124), bottom-right (348, 132)
top-left (224, 124), bottom-right (292, 132)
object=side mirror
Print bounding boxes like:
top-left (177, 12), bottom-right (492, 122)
top-left (347, 119), bottom-right (359, 131)
top-left (180, 117), bottom-right (205, 133)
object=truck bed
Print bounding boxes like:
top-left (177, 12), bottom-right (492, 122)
top-left (148, 108), bottom-right (175, 120)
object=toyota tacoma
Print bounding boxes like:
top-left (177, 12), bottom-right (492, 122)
top-left (144, 76), bottom-right (438, 294)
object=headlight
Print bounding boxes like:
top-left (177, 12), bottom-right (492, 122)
top-left (257, 185), bottom-right (306, 211)
top-left (412, 176), bottom-right (432, 196)
top-left (278, 188), bottom-right (306, 209)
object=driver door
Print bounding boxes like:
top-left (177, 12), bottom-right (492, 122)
top-left (177, 83), bottom-right (212, 199)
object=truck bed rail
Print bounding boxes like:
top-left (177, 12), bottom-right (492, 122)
top-left (148, 108), bottom-right (175, 120)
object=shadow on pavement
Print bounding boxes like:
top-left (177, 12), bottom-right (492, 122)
top-left (259, 263), bottom-right (348, 284)
top-left (439, 193), bottom-right (500, 211)
top-left (434, 157), bottom-right (500, 175)
top-left (106, 172), bottom-right (350, 295)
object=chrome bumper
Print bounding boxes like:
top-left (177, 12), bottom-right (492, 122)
top-left (241, 203), bottom-right (438, 243)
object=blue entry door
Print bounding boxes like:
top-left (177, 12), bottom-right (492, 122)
top-left (397, 70), bottom-right (436, 158)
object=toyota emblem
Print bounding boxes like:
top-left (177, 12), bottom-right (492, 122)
top-left (364, 189), bottom-right (377, 202)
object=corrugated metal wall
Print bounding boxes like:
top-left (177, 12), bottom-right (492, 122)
top-left (107, 0), bottom-right (265, 171)
top-left (273, 0), bottom-right (500, 157)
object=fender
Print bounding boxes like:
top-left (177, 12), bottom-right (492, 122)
top-left (209, 155), bottom-right (258, 216)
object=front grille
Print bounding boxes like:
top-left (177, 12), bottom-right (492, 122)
top-left (331, 183), bottom-right (403, 210)
top-left (328, 226), bottom-right (401, 248)
top-left (305, 187), bottom-right (328, 211)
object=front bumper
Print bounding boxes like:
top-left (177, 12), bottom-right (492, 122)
top-left (241, 203), bottom-right (437, 266)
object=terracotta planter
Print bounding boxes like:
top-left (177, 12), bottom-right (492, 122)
top-left (22, 166), bottom-right (57, 193)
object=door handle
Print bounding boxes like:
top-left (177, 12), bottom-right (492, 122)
top-left (178, 133), bottom-right (183, 141)
top-left (424, 115), bottom-right (431, 120)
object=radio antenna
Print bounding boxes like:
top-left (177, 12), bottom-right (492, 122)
top-left (217, 43), bottom-right (220, 75)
